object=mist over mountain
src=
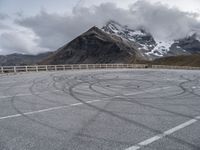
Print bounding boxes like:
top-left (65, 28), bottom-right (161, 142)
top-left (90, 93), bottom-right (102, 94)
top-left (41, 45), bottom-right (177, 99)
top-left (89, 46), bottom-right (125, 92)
top-left (1, 1), bottom-right (200, 55)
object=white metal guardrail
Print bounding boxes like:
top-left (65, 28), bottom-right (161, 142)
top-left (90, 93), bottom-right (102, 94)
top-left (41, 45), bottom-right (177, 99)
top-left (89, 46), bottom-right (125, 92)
top-left (0, 64), bottom-right (148, 73)
top-left (0, 64), bottom-right (200, 74)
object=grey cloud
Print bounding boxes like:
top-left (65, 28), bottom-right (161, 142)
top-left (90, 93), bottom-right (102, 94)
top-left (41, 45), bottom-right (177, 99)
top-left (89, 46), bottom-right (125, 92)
top-left (0, 12), bottom-right (9, 20)
top-left (0, 22), bottom-right (12, 30)
top-left (128, 1), bottom-right (200, 40)
top-left (15, 3), bottom-right (124, 50)
top-left (15, 10), bottom-right (24, 18)
top-left (0, 32), bottom-right (31, 54)
top-left (0, 31), bottom-right (48, 54)
top-left (10, 0), bottom-right (200, 53)
top-left (15, 3), bottom-right (137, 50)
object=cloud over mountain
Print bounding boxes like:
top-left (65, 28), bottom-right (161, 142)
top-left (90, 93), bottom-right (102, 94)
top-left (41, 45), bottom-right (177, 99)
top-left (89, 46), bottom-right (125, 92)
top-left (0, 29), bottom-right (48, 54)
top-left (0, 13), bottom-right (9, 20)
top-left (1, 0), bottom-right (200, 54)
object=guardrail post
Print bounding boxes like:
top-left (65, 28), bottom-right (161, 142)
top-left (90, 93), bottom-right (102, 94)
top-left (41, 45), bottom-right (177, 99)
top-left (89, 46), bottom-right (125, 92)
top-left (14, 66), bottom-right (16, 73)
top-left (63, 65), bottom-right (65, 71)
top-left (46, 65), bottom-right (48, 71)
top-left (1, 67), bottom-right (3, 73)
top-left (55, 65), bottom-right (57, 71)
top-left (25, 66), bottom-right (28, 72)
top-left (36, 66), bottom-right (38, 72)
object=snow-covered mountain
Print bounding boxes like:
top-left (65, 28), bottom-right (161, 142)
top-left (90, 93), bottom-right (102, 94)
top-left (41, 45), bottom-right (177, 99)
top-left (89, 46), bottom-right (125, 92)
top-left (102, 21), bottom-right (156, 51)
top-left (102, 21), bottom-right (200, 59)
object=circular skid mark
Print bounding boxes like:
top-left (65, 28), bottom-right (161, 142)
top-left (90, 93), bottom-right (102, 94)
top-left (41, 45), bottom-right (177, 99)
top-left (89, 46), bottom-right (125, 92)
top-left (84, 72), bottom-right (184, 99)
top-left (89, 79), bottom-right (154, 97)
top-left (67, 72), bottom-right (200, 150)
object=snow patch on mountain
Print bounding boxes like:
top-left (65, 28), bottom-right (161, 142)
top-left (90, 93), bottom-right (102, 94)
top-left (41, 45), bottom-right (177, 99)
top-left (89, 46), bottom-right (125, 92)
top-left (107, 23), bottom-right (121, 34)
top-left (187, 31), bottom-right (200, 42)
top-left (146, 40), bottom-right (174, 57)
top-left (129, 30), bottom-right (146, 37)
top-left (196, 36), bottom-right (200, 42)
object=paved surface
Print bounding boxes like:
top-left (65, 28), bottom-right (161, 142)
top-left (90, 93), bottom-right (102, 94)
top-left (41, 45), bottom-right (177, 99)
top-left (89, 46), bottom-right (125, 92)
top-left (0, 69), bottom-right (200, 150)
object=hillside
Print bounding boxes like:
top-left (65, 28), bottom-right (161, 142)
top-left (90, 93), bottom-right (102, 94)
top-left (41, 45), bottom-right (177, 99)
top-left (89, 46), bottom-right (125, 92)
top-left (152, 54), bottom-right (200, 67)
top-left (0, 52), bottom-right (51, 66)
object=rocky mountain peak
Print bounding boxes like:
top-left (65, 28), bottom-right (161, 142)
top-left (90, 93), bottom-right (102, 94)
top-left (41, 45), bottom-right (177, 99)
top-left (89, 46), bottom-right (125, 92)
top-left (102, 21), bottom-right (157, 55)
top-left (87, 26), bottom-right (102, 33)
top-left (102, 21), bottom-right (200, 58)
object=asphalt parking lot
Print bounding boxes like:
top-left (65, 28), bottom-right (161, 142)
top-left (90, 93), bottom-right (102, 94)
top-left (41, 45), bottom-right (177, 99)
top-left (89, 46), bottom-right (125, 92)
top-left (0, 68), bottom-right (200, 150)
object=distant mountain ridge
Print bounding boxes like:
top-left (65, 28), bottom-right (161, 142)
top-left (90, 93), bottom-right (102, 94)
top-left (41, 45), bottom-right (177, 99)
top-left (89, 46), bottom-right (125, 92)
top-left (0, 52), bottom-right (52, 66)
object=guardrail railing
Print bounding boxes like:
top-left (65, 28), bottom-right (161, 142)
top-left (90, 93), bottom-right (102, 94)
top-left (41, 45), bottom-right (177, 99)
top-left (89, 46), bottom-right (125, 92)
top-left (0, 64), bottom-right (200, 74)
top-left (0, 64), bottom-right (148, 73)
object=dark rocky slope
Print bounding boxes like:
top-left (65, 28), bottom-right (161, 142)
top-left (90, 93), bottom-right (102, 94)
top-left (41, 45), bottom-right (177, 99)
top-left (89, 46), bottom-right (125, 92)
top-left (41, 26), bottom-right (143, 65)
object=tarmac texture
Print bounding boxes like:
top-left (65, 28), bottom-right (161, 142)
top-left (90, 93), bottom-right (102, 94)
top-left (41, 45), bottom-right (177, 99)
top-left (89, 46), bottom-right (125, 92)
top-left (0, 69), bottom-right (200, 150)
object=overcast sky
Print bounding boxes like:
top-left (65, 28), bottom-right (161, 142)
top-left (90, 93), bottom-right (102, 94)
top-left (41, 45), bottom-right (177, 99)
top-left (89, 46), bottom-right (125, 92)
top-left (0, 0), bottom-right (200, 55)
